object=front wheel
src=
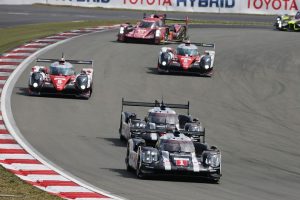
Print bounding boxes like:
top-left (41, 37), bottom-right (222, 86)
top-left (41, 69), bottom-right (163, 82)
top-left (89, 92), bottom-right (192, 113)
top-left (136, 154), bottom-right (145, 179)
top-left (209, 178), bottom-right (220, 184)
top-left (125, 149), bottom-right (132, 171)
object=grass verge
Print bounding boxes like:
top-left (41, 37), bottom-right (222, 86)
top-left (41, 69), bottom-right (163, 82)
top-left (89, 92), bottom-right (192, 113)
top-left (0, 18), bottom-right (270, 199)
top-left (0, 165), bottom-right (62, 200)
top-left (0, 19), bottom-right (134, 54)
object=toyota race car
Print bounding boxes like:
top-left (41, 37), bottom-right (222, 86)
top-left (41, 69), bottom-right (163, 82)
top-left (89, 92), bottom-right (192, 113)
top-left (119, 98), bottom-right (205, 142)
top-left (157, 41), bottom-right (215, 77)
top-left (28, 56), bottom-right (93, 99)
top-left (117, 13), bottom-right (188, 44)
top-left (126, 131), bottom-right (221, 183)
top-left (274, 11), bottom-right (300, 31)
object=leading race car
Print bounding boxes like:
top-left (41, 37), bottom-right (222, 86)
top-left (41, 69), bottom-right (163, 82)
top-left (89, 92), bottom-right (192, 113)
top-left (157, 41), bottom-right (215, 77)
top-left (119, 98), bottom-right (205, 142)
top-left (28, 56), bottom-right (93, 99)
top-left (117, 13), bottom-right (188, 44)
top-left (274, 11), bottom-right (300, 31)
top-left (126, 131), bottom-right (221, 183)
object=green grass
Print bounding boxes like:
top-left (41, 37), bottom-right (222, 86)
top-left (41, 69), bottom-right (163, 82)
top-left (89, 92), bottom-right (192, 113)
top-left (0, 18), bottom-right (271, 199)
top-left (0, 165), bottom-right (62, 200)
top-left (0, 19), bottom-right (135, 53)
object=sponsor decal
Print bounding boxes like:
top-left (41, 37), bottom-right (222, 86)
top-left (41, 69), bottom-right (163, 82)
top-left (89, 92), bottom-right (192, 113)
top-left (177, 0), bottom-right (235, 8)
top-left (123, 0), bottom-right (172, 6)
top-left (62, 0), bottom-right (110, 3)
top-left (123, 0), bottom-right (235, 8)
top-left (247, 0), bottom-right (298, 11)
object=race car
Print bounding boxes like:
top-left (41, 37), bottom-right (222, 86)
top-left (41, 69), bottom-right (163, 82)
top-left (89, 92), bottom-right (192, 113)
top-left (117, 13), bottom-right (188, 44)
top-left (119, 98), bottom-right (205, 142)
top-left (125, 131), bottom-right (221, 183)
top-left (274, 11), bottom-right (300, 31)
top-left (157, 41), bottom-right (215, 77)
top-left (28, 56), bottom-right (93, 99)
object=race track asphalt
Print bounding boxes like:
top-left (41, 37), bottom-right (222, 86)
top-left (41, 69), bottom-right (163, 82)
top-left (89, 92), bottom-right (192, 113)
top-left (11, 27), bottom-right (300, 200)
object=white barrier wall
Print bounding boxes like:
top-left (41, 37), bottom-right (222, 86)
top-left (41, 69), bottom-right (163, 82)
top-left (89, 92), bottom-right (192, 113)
top-left (0, 0), bottom-right (299, 15)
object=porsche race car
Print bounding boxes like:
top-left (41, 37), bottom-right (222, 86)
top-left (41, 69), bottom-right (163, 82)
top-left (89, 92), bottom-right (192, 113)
top-left (117, 13), bottom-right (188, 44)
top-left (119, 98), bottom-right (205, 142)
top-left (126, 131), bottom-right (221, 183)
top-left (274, 11), bottom-right (300, 31)
top-left (28, 56), bottom-right (93, 99)
top-left (157, 41), bottom-right (215, 77)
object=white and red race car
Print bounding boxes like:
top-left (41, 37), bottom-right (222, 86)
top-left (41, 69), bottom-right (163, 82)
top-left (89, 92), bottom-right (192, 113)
top-left (28, 56), bottom-right (93, 99)
top-left (157, 41), bottom-right (215, 77)
top-left (117, 13), bottom-right (188, 44)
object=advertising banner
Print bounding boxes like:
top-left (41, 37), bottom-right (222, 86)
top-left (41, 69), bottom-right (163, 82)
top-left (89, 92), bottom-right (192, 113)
top-left (0, 0), bottom-right (299, 15)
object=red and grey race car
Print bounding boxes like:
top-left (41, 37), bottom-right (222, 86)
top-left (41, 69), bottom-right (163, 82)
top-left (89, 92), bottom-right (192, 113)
top-left (28, 56), bottom-right (93, 99)
top-left (117, 14), bottom-right (188, 44)
top-left (157, 41), bottom-right (215, 77)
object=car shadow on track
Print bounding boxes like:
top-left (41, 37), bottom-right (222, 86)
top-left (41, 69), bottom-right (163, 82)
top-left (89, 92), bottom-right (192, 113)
top-left (105, 168), bottom-right (219, 184)
top-left (15, 87), bottom-right (88, 100)
top-left (146, 67), bottom-right (212, 78)
top-left (97, 137), bottom-right (127, 147)
top-left (110, 40), bottom-right (162, 46)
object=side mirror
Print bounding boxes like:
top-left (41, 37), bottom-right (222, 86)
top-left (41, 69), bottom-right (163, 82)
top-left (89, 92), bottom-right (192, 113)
top-left (144, 116), bottom-right (148, 122)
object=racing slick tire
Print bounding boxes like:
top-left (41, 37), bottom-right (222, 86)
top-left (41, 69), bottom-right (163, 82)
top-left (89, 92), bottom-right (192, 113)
top-left (136, 153), bottom-right (145, 179)
top-left (119, 131), bottom-right (126, 142)
top-left (125, 149), bottom-right (133, 172)
top-left (210, 179), bottom-right (220, 184)
top-left (28, 89), bottom-right (41, 97)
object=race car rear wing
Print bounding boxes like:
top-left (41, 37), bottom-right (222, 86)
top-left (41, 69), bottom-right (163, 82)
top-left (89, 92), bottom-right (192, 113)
top-left (36, 58), bottom-right (93, 66)
top-left (122, 98), bottom-right (190, 115)
top-left (193, 42), bottom-right (215, 49)
top-left (143, 13), bottom-right (189, 26)
top-left (164, 40), bottom-right (215, 49)
top-left (132, 127), bottom-right (205, 142)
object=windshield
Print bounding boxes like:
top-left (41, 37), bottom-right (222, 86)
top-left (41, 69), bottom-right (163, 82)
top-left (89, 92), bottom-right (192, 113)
top-left (50, 65), bottom-right (75, 76)
top-left (148, 113), bottom-right (177, 125)
top-left (177, 47), bottom-right (198, 56)
top-left (160, 140), bottom-right (195, 153)
top-left (139, 21), bottom-right (155, 28)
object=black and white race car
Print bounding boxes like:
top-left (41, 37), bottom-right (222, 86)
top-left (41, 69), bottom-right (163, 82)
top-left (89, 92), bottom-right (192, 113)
top-left (125, 131), bottom-right (221, 183)
top-left (119, 98), bottom-right (205, 142)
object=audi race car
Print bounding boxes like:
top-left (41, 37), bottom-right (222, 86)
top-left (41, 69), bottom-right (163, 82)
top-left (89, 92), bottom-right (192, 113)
top-left (157, 41), bottom-right (215, 77)
top-left (117, 13), bottom-right (188, 44)
top-left (126, 131), bottom-right (221, 183)
top-left (119, 98), bottom-right (205, 142)
top-left (274, 11), bottom-right (300, 31)
top-left (28, 56), bottom-right (93, 99)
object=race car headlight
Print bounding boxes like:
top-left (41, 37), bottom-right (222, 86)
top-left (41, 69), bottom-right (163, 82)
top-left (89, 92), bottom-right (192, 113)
top-left (33, 83), bottom-right (38, 88)
top-left (276, 17), bottom-right (281, 21)
top-left (142, 150), bottom-right (158, 163)
top-left (204, 64), bottom-right (210, 69)
top-left (80, 85), bottom-right (86, 90)
top-left (205, 154), bottom-right (220, 167)
top-left (142, 151), bottom-right (152, 163)
top-left (120, 27), bottom-right (124, 34)
top-left (162, 61), bottom-right (166, 66)
top-left (155, 30), bottom-right (161, 37)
